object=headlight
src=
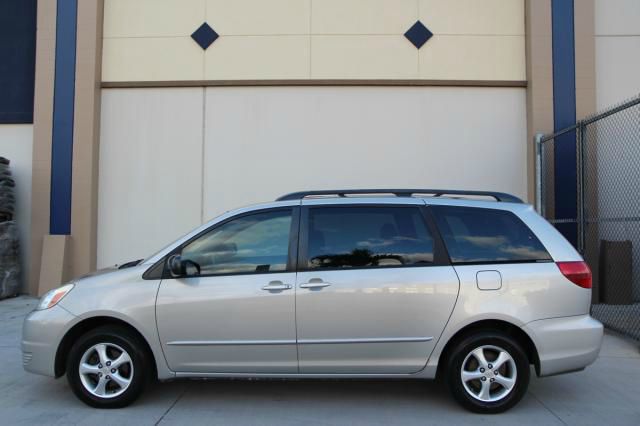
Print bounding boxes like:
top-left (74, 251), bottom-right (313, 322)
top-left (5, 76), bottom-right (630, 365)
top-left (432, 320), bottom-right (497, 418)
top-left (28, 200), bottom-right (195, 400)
top-left (37, 284), bottom-right (75, 310)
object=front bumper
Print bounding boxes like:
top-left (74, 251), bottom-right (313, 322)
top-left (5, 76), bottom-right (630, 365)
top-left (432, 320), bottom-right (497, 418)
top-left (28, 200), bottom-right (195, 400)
top-left (22, 305), bottom-right (76, 377)
top-left (523, 314), bottom-right (603, 377)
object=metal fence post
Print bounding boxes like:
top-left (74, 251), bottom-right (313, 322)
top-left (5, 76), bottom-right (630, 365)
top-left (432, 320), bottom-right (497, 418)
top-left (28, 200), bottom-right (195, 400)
top-left (534, 133), bottom-right (544, 215)
top-left (577, 123), bottom-right (586, 254)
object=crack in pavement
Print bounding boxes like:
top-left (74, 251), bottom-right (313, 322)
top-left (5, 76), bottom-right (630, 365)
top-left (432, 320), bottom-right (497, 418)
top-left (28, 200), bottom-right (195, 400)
top-left (528, 390), bottom-right (568, 426)
top-left (155, 386), bottom-right (188, 425)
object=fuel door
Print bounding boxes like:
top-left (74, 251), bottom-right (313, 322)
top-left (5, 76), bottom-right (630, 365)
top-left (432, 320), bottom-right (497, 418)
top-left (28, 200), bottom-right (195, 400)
top-left (476, 270), bottom-right (502, 291)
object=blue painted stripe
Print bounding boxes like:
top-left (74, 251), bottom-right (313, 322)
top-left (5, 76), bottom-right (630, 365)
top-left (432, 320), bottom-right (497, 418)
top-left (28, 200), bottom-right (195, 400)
top-left (551, 0), bottom-right (577, 245)
top-left (50, 0), bottom-right (78, 235)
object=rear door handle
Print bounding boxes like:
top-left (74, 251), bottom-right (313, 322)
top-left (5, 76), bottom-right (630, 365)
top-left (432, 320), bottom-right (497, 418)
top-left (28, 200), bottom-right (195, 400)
top-left (262, 281), bottom-right (292, 291)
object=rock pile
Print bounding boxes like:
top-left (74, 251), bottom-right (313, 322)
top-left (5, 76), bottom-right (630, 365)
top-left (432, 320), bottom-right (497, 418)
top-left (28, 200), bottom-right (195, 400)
top-left (0, 157), bottom-right (20, 299)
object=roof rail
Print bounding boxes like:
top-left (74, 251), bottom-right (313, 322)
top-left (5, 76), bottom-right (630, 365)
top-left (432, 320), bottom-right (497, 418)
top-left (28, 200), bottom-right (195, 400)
top-left (276, 189), bottom-right (523, 203)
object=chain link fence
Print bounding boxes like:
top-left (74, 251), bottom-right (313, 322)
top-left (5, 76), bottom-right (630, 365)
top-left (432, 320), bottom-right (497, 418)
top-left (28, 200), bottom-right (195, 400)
top-left (536, 94), bottom-right (640, 341)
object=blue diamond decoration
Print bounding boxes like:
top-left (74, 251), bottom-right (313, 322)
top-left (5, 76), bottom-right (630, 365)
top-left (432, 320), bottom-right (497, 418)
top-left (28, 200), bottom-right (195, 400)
top-left (404, 21), bottom-right (433, 49)
top-left (191, 22), bottom-right (218, 50)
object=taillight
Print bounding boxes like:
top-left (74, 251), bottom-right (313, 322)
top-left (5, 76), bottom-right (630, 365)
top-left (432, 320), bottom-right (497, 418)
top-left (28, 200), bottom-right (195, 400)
top-left (557, 261), bottom-right (592, 289)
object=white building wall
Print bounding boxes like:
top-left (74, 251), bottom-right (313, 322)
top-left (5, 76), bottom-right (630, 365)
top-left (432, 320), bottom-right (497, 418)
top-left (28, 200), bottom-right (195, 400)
top-left (203, 86), bottom-right (527, 217)
top-left (98, 89), bottom-right (204, 268)
top-left (98, 87), bottom-right (527, 267)
top-left (595, 0), bottom-right (640, 109)
top-left (0, 124), bottom-right (33, 289)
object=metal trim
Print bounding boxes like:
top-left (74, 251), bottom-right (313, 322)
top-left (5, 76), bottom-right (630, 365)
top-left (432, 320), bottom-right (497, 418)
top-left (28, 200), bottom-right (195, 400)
top-left (173, 372), bottom-right (422, 379)
top-left (298, 337), bottom-right (433, 345)
top-left (102, 79), bottom-right (528, 89)
top-left (167, 340), bottom-right (296, 346)
top-left (167, 336), bottom-right (433, 346)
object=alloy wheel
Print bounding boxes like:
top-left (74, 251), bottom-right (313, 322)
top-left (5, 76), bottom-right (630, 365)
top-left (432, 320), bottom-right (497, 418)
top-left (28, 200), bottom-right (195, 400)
top-left (78, 342), bottom-right (134, 398)
top-left (460, 344), bottom-right (517, 403)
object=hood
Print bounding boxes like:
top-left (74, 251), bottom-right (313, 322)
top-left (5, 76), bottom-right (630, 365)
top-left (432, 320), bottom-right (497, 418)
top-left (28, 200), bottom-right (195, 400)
top-left (76, 259), bottom-right (144, 280)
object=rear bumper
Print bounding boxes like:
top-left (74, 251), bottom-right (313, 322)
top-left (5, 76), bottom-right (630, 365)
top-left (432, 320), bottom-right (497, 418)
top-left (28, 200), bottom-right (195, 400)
top-left (22, 305), bottom-right (76, 377)
top-left (523, 314), bottom-right (603, 377)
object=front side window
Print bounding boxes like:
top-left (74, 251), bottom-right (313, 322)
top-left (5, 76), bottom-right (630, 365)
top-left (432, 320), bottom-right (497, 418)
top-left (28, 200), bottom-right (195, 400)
top-left (431, 205), bottom-right (551, 264)
top-left (180, 209), bottom-right (292, 276)
top-left (305, 206), bottom-right (434, 269)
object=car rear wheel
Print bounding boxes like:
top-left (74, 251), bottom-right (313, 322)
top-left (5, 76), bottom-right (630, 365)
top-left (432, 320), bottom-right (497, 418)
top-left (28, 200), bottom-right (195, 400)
top-left (66, 325), bottom-right (149, 408)
top-left (446, 331), bottom-right (530, 413)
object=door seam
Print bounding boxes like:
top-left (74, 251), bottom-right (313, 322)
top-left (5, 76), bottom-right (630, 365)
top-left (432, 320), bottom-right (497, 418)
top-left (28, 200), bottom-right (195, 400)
top-left (293, 204), bottom-right (302, 373)
top-left (154, 279), bottom-right (176, 376)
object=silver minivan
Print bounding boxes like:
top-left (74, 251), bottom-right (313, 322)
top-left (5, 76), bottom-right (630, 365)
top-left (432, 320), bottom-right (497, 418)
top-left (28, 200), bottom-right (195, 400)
top-left (23, 189), bottom-right (603, 413)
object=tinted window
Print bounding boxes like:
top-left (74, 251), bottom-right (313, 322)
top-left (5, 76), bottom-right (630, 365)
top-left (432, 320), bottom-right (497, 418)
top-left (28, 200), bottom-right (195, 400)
top-left (305, 206), bottom-right (434, 269)
top-left (431, 206), bottom-right (551, 264)
top-left (181, 210), bottom-right (292, 275)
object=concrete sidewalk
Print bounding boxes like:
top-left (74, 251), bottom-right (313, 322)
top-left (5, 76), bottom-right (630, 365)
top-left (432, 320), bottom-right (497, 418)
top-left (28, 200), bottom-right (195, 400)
top-left (2, 296), bottom-right (639, 425)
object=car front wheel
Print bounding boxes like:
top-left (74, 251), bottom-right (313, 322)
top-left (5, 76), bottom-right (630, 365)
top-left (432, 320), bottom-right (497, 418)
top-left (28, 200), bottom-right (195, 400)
top-left (446, 331), bottom-right (530, 413)
top-left (66, 325), bottom-right (149, 408)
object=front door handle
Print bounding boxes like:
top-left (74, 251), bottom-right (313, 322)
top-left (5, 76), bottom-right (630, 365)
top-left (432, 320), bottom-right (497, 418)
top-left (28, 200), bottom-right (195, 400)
top-left (262, 281), bottom-right (292, 291)
top-left (300, 280), bottom-right (332, 289)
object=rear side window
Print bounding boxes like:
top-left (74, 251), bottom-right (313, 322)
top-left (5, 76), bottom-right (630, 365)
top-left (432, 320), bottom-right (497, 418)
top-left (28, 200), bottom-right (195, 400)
top-left (305, 206), bottom-right (434, 269)
top-left (431, 206), bottom-right (551, 264)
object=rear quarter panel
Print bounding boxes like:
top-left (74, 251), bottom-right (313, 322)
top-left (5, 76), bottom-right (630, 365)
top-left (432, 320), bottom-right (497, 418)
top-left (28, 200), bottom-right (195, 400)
top-left (424, 262), bottom-right (592, 373)
top-left (421, 200), bottom-right (592, 375)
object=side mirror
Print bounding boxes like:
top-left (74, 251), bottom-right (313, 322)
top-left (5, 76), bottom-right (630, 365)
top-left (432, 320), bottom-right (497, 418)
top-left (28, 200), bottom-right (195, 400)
top-left (167, 254), bottom-right (201, 277)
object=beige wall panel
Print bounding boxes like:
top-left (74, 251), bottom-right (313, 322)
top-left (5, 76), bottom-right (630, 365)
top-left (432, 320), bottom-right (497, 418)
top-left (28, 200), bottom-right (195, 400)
top-left (103, 0), bottom-right (205, 38)
top-left (70, 0), bottom-right (104, 281)
top-left (203, 87), bottom-right (527, 218)
top-left (420, 0), bottom-right (524, 35)
top-left (312, 0), bottom-right (418, 35)
top-left (419, 35), bottom-right (526, 80)
top-left (29, 0), bottom-right (57, 295)
top-left (595, 36), bottom-right (640, 109)
top-left (102, 37), bottom-right (204, 82)
top-left (595, 0), bottom-right (640, 109)
top-left (574, 0), bottom-right (596, 120)
top-left (101, 0), bottom-right (526, 83)
top-left (98, 89), bottom-right (204, 267)
top-left (595, 0), bottom-right (640, 36)
top-left (0, 124), bottom-right (33, 289)
top-left (312, 36), bottom-right (418, 79)
top-left (207, 0), bottom-right (310, 35)
top-left (205, 36), bottom-right (310, 80)
top-left (38, 235), bottom-right (69, 295)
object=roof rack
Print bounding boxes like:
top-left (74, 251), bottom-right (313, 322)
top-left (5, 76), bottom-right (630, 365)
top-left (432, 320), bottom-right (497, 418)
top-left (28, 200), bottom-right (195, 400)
top-left (276, 189), bottom-right (523, 203)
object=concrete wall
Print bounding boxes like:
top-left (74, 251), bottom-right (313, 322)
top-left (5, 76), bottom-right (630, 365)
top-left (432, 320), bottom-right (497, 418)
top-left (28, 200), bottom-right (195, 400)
top-left (97, 86), bottom-right (527, 267)
top-left (0, 124), bottom-right (33, 289)
top-left (102, 0), bottom-right (525, 83)
top-left (595, 0), bottom-right (640, 109)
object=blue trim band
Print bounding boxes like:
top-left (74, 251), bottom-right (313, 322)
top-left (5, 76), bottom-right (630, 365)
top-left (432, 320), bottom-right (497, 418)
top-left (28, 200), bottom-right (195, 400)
top-left (551, 0), bottom-right (577, 245)
top-left (50, 0), bottom-right (77, 235)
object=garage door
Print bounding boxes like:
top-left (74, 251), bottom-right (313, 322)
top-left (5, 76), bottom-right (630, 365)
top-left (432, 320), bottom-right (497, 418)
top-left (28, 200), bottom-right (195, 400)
top-left (98, 86), bottom-right (527, 267)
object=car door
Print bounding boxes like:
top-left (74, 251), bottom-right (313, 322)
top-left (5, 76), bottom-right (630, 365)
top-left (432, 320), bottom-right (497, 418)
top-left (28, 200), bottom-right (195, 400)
top-left (156, 207), bottom-right (299, 373)
top-left (295, 201), bottom-right (460, 374)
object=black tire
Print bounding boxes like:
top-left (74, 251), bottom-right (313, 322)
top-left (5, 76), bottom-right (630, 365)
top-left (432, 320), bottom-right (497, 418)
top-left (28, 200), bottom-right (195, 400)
top-left (445, 331), bottom-right (530, 414)
top-left (66, 325), bottom-right (149, 408)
